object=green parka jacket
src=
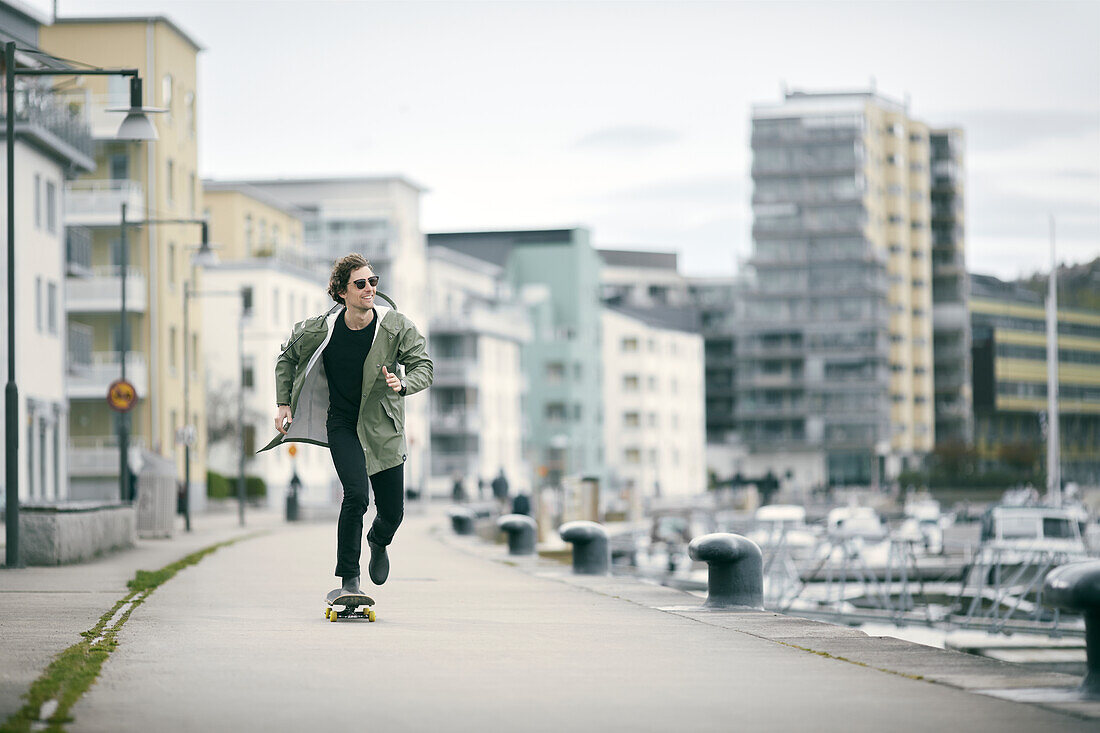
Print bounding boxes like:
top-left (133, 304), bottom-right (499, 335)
top-left (258, 299), bottom-right (433, 475)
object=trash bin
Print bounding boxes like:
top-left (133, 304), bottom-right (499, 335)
top-left (286, 471), bottom-right (302, 522)
top-left (136, 451), bottom-right (176, 538)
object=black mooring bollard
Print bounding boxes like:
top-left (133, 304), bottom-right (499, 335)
top-left (1043, 560), bottom-right (1100, 698)
top-left (559, 521), bottom-right (610, 575)
top-left (448, 507), bottom-right (476, 536)
top-left (688, 533), bottom-right (764, 610)
top-left (498, 514), bottom-right (537, 556)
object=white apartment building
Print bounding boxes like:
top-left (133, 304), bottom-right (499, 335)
top-left (0, 36), bottom-right (96, 503)
top-left (602, 305), bottom-right (707, 510)
top-left (198, 258), bottom-right (334, 510)
top-left (426, 245), bottom-right (530, 498)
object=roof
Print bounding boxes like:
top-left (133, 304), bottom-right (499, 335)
top-left (202, 180), bottom-right (307, 218)
top-left (604, 303), bottom-right (701, 334)
top-left (427, 228), bottom-right (587, 267)
top-left (52, 15), bottom-right (205, 52)
top-left (598, 249), bottom-right (678, 270)
top-left (970, 273), bottom-right (1042, 304)
top-left (218, 175), bottom-right (428, 194)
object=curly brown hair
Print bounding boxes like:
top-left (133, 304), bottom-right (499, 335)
top-left (328, 253), bottom-right (372, 305)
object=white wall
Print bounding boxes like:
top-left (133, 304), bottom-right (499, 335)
top-left (601, 308), bottom-right (706, 507)
top-left (199, 262), bottom-right (336, 509)
top-left (0, 143), bottom-right (70, 502)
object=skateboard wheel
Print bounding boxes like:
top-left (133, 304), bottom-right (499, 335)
top-left (329, 609), bottom-right (338, 622)
top-left (325, 608), bottom-right (331, 619)
top-left (368, 609), bottom-right (376, 622)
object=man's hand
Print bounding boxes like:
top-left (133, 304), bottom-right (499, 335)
top-left (382, 365), bottom-right (402, 393)
top-left (275, 405), bottom-right (293, 434)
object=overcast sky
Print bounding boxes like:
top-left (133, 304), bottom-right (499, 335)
top-left (32, 0), bottom-right (1100, 280)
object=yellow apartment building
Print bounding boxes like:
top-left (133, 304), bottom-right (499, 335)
top-left (42, 16), bottom-right (208, 503)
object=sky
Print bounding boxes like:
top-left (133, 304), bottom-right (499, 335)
top-left (26, 0), bottom-right (1100, 280)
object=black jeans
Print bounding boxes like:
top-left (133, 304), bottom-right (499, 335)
top-left (327, 415), bottom-right (404, 579)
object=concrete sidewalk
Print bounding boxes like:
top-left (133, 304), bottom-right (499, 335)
top-left (16, 509), bottom-right (1091, 732)
top-left (0, 507), bottom-right (285, 722)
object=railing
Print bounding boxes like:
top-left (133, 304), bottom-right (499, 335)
top-left (1, 87), bottom-right (94, 159)
top-left (67, 322), bottom-right (93, 373)
top-left (69, 436), bottom-right (148, 476)
top-left (67, 352), bottom-right (148, 399)
top-left (66, 268), bottom-right (146, 313)
top-left (431, 408), bottom-right (481, 433)
top-left (66, 226), bottom-right (93, 276)
top-left (64, 179), bottom-right (146, 224)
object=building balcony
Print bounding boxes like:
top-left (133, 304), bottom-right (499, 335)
top-left (69, 435), bottom-right (147, 478)
top-left (64, 179), bottom-right (146, 226)
top-left (1, 88), bottom-right (95, 168)
top-left (67, 322), bottom-right (93, 375)
top-left (66, 267), bottom-right (146, 313)
top-left (432, 307), bottom-right (531, 342)
top-left (430, 450), bottom-right (477, 478)
top-left (432, 359), bottom-right (480, 387)
top-left (65, 226), bottom-right (93, 277)
top-left (68, 351), bottom-right (148, 400)
top-left (737, 402), bottom-right (808, 418)
top-left (431, 408), bottom-right (482, 434)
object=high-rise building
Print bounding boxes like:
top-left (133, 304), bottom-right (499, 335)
top-left (970, 274), bottom-right (1100, 485)
top-left (929, 130), bottom-right (972, 445)
top-left (742, 89), bottom-right (949, 488)
top-left (42, 16), bottom-right (206, 501)
top-left (427, 229), bottom-right (603, 489)
top-left (0, 4), bottom-right (96, 502)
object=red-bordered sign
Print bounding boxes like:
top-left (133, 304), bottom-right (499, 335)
top-left (107, 379), bottom-right (137, 412)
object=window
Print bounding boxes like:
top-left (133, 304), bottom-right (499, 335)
top-left (545, 403), bottom-right (566, 423)
top-left (623, 375), bottom-right (639, 391)
top-left (34, 174), bottom-right (41, 228)
top-left (168, 243), bottom-right (176, 290)
top-left (621, 337), bottom-right (638, 352)
top-left (161, 74), bottom-right (173, 114)
top-left (166, 159), bottom-right (175, 205)
top-left (110, 153), bottom-right (128, 181)
top-left (185, 91), bottom-right (195, 138)
top-left (242, 286), bottom-right (253, 315)
top-left (625, 448), bottom-right (641, 464)
top-left (624, 412), bottom-right (640, 428)
top-left (46, 182), bottom-right (56, 233)
top-left (245, 215), bottom-right (253, 252)
top-left (189, 173), bottom-right (196, 215)
top-left (169, 327), bottom-right (178, 373)
top-left (107, 75), bottom-right (128, 107)
top-left (47, 282), bottom-right (57, 334)
top-left (35, 277), bottom-right (42, 332)
top-left (546, 362), bottom-right (565, 384)
top-left (242, 357), bottom-right (255, 389)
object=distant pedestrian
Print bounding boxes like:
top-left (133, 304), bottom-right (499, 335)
top-left (492, 468), bottom-right (509, 501)
top-left (511, 493), bottom-right (531, 516)
top-left (260, 253), bottom-right (433, 601)
top-left (452, 473), bottom-right (467, 503)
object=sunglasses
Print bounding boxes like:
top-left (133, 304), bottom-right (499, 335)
top-left (350, 275), bottom-right (379, 290)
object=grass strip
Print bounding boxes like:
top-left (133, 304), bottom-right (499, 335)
top-left (0, 533), bottom-right (264, 733)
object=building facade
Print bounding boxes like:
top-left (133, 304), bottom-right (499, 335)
top-left (741, 89), bottom-right (948, 488)
top-left (426, 245), bottom-right (530, 497)
top-left (601, 305), bottom-right (706, 510)
top-left (0, 8), bottom-right (96, 503)
top-left (970, 275), bottom-right (1100, 486)
top-left (42, 16), bottom-right (208, 502)
top-left (929, 129), bottom-right (972, 445)
top-left (427, 229), bottom-right (603, 490)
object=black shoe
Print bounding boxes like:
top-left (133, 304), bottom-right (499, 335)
top-left (341, 576), bottom-right (361, 594)
top-left (368, 541), bottom-right (389, 585)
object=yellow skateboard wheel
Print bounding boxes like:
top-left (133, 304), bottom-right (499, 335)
top-left (329, 608), bottom-right (338, 622)
top-left (368, 609), bottom-right (376, 622)
top-left (325, 608), bottom-right (331, 619)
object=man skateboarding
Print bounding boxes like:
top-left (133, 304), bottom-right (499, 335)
top-left (260, 253), bottom-right (433, 601)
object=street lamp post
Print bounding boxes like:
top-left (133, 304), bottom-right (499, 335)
top-left (4, 41), bottom-right (156, 568)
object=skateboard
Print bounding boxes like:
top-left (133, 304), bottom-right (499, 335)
top-left (325, 591), bottom-right (377, 622)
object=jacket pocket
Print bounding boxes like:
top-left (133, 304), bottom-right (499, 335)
top-left (380, 399), bottom-right (402, 433)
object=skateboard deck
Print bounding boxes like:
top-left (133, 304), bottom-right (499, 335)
top-left (325, 591), bottom-right (377, 622)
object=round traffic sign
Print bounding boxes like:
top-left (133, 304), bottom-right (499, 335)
top-left (107, 379), bottom-right (137, 412)
top-left (288, 444), bottom-right (298, 457)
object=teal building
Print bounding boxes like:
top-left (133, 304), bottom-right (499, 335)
top-left (427, 229), bottom-right (604, 487)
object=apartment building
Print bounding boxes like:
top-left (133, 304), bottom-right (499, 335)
top-left (427, 229), bottom-right (603, 489)
top-left (231, 177), bottom-right (431, 492)
top-left (929, 129), bottom-right (973, 445)
top-left (602, 304), bottom-right (706, 510)
top-left (742, 89), bottom-right (950, 488)
top-left (970, 275), bottom-right (1100, 485)
top-left (426, 245), bottom-right (530, 497)
top-left (42, 16), bottom-right (207, 502)
top-left (0, 4), bottom-right (95, 502)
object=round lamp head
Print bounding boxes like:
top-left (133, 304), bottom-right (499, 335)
top-left (115, 110), bottom-right (158, 141)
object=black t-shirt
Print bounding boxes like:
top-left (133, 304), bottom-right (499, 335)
top-left (323, 308), bottom-right (377, 420)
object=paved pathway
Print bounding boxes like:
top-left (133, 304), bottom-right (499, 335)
top-left (52, 511), bottom-right (1097, 732)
